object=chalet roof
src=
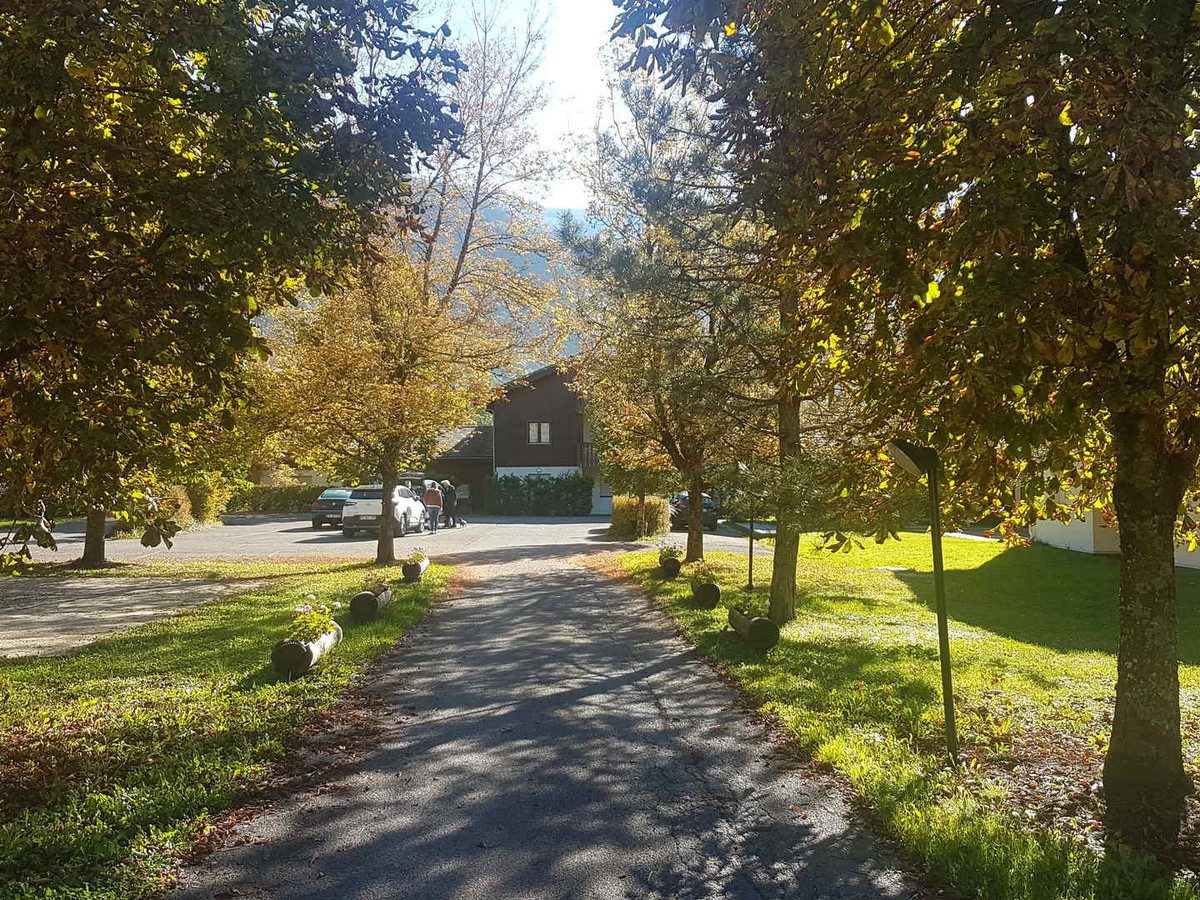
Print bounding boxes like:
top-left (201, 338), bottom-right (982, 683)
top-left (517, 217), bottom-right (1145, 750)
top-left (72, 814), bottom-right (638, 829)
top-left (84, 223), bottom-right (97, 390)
top-left (501, 363), bottom-right (561, 387)
top-left (434, 425), bottom-right (493, 460)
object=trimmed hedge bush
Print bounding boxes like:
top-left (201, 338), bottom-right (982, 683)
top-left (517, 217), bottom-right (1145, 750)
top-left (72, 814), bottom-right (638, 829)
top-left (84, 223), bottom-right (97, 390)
top-left (487, 473), bottom-right (593, 516)
top-left (226, 484), bottom-right (325, 513)
top-left (185, 473), bottom-right (234, 522)
top-left (609, 494), bottom-right (670, 540)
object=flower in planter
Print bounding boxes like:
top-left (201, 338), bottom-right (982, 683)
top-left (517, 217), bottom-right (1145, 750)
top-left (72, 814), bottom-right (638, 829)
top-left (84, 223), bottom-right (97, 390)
top-left (403, 549), bottom-right (429, 566)
top-left (286, 609), bottom-right (339, 643)
top-left (657, 541), bottom-right (683, 560)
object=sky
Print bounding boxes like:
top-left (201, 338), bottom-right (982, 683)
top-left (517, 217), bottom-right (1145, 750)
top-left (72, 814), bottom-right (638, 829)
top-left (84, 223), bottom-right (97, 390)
top-left (443, 0), bottom-right (623, 212)
top-left (535, 0), bottom-right (622, 210)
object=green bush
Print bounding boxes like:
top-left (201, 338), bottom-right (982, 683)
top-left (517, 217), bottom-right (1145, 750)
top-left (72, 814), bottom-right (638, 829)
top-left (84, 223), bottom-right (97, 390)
top-left (610, 494), bottom-right (670, 539)
top-left (185, 472), bottom-right (234, 522)
top-left (487, 473), bottom-right (593, 515)
top-left (226, 484), bottom-right (325, 513)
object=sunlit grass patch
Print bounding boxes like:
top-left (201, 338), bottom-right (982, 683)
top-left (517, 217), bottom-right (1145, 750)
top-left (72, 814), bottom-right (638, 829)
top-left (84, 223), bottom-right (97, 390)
top-left (621, 539), bottom-right (1200, 900)
top-left (0, 565), bottom-right (450, 899)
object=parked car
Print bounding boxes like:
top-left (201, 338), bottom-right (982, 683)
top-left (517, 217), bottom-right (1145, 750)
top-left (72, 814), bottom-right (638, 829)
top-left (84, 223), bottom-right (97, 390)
top-left (310, 488), bottom-right (352, 529)
top-left (341, 485), bottom-right (427, 538)
top-left (669, 492), bottom-right (719, 531)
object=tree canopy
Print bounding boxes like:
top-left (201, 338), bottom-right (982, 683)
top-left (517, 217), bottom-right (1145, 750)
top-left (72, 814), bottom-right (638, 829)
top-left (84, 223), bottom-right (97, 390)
top-left (615, 0), bottom-right (1200, 856)
top-left (0, 0), bottom-right (463, 561)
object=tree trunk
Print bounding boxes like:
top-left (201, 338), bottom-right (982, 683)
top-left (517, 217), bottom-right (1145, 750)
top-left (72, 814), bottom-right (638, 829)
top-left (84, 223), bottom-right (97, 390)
top-left (1103, 408), bottom-right (1193, 855)
top-left (685, 474), bottom-right (704, 562)
top-left (81, 508), bottom-right (107, 567)
top-left (376, 463), bottom-right (397, 566)
top-left (637, 491), bottom-right (646, 539)
top-left (769, 391), bottom-right (803, 625)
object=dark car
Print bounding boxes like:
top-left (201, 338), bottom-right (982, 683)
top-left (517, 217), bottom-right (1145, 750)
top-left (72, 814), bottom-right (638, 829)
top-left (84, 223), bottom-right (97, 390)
top-left (310, 488), bottom-right (352, 528)
top-left (669, 492), bottom-right (719, 531)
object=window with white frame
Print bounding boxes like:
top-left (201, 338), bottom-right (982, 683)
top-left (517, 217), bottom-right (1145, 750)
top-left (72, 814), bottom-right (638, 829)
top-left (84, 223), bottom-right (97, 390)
top-left (528, 421), bottom-right (551, 444)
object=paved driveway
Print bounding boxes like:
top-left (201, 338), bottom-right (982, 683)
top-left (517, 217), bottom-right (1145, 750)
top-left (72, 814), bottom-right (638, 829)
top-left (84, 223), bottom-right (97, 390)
top-left (29, 515), bottom-right (765, 564)
top-left (175, 552), bottom-right (912, 900)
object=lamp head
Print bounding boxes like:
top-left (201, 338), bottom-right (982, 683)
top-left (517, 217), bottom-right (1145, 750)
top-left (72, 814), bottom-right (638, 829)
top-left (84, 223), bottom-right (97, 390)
top-left (886, 439), bottom-right (938, 477)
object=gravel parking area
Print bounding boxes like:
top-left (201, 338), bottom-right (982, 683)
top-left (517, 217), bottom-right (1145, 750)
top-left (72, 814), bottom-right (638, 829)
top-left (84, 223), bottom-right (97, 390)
top-left (0, 578), bottom-right (254, 657)
top-left (26, 515), bottom-right (765, 564)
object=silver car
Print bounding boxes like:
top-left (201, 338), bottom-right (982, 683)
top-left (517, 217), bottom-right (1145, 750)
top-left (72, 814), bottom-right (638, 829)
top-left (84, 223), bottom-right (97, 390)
top-left (341, 485), bottom-right (427, 538)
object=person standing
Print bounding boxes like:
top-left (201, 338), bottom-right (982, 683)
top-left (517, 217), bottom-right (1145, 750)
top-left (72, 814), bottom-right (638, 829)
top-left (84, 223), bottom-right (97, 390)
top-left (441, 480), bottom-right (458, 528)
top-left (422, 481), bottom-right (443, 534)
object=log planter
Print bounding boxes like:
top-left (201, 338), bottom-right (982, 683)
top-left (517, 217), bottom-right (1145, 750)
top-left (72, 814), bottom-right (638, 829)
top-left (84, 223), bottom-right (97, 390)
top-left (659, 554), bottom-right (682, 579)
top-left (727, 606), bottom-right (780, 653)
top-left (350, 586), bottom-right (393, 622)
top-left (271, 622), bottom-right (343, 679)
top-left (401, 556), bottom-right (431, 583)
top-left (691, 581), bottom-right (721, 609)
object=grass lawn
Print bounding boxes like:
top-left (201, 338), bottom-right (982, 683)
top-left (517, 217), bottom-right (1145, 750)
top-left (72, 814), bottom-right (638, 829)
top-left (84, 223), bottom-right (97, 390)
top-left (620, 534), bottom-right (1200, 900)
top-left (0, 564), bottom-right (450, 900)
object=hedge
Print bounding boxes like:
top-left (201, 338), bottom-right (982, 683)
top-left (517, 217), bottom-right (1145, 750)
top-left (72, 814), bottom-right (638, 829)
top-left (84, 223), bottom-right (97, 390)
top-left (226, 484), bottom-right (325, 513)
top-left (185, 473), bottom-right (234, 522)
top-left (487, 473), bottom-right (593, 516)
top-left (609, 494), bottom-right (670, 540)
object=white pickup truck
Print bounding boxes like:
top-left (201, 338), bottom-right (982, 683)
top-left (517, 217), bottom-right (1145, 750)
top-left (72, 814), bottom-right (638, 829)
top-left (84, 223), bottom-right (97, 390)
top-left (340, 485), bottom-right (427, 538)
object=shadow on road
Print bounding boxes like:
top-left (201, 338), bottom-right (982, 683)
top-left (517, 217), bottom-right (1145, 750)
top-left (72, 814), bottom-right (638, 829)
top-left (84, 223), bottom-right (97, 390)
top-left (177, 563), bottom-right (911, 900)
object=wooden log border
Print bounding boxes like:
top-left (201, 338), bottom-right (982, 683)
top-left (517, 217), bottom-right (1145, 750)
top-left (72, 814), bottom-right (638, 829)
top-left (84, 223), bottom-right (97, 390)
top-left (727, 606), bottom-right (780, 652)
top-left (350, 586), bottom-right (394, 621)
top-left (402, 556), bottom-right (431, 583)
top-left (691, 581), bottom-right (721, 609)
top-left (271, 622), bottom-right (344, 678)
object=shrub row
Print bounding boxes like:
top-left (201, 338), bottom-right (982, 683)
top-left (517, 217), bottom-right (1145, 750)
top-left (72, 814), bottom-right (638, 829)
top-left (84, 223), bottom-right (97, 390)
top-left (227, 484), bottom-right (326, 513)
top-left (609, 494), bottom-right (670, 539)
top-left (487, 473), bottom-right (593, 516)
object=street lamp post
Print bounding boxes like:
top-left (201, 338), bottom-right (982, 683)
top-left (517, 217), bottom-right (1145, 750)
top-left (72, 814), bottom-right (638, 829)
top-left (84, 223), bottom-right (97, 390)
top-left (885, 439), bottom-right (959, 765)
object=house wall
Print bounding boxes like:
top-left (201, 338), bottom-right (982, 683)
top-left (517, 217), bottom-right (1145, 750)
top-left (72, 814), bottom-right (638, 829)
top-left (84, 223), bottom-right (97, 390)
top-left (1176, 545), bottom-right (1200, 569)
top-left (1029, 514), bottom-right (1100, 553)
top-left (434, 367), bottom-right (614, 515)
top-left (1032, 509), bottom-right (1200, 569)
top-left (493, 370), bottom-right (585, 469)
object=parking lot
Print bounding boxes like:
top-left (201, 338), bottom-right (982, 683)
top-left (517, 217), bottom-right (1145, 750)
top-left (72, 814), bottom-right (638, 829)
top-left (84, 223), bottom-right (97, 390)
top-left (26, 514), bottom-right (764, 564)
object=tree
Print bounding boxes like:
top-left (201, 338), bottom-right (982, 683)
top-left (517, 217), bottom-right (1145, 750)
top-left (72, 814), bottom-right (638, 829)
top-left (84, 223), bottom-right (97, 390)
top-left (0, 0), bottom-right (463, 564)
top-left (566, 72), bottom-right (770, 562)
top-left (594, 421), bottom-right (680, 540)
top-left (616, 0), bottom-right (1200, 856)
top-left (260, 251), bottom-right (503, 563)
top-left (399, 0), bottom-right (562, 330)
top-left (257, 2), bottom-right (564, 565)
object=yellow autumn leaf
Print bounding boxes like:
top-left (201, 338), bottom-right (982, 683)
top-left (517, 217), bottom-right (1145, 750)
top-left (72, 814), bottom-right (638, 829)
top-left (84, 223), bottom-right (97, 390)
top-left (1059, 101), bottom-right (1073, 126)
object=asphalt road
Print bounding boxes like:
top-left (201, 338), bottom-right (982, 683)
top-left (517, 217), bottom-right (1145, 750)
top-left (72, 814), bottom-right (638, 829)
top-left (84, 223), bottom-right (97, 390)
top-left (174, 550), bottom-right (915, 900)
top-left (28, 515), bottom-right (769, 564)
